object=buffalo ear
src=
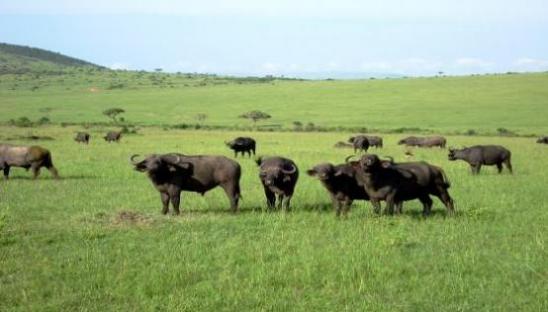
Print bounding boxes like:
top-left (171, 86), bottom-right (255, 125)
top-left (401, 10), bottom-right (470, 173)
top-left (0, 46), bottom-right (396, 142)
top-left (255, 157), bottom-right (262, 166)
top-left (306, 169), bottom-right (317, 176)
top-left (381, 161), bottom-right (392, 168)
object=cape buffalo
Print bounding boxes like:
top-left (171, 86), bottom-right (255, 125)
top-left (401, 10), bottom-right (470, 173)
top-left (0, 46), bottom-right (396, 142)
top-left (537, 136), bottom-right (548, 144)
top-left (0, 144), bottom-right (59, 179)
top-left (256, 156), bottom-right (299, 210)
top-left (348, 135), bottom-right (370, 153)
top-left (225, 137), bottom-right (256, 157)
top-left (104, 131), bottom-right (121, 143)
top-left (448, 145), bottom-right (512, 174)
top-left (365, 136), bottom-right (383, 148)
top-left (131, 153), bottom-right (241, 214)
top-left (398, 136), bottom-right (446, 148)
top-left (350, 154), bottom-right (454, 216)
top-left (74, 132), bottom-right (90, 144)
top-left (307, 161), bottom-right (369, 216)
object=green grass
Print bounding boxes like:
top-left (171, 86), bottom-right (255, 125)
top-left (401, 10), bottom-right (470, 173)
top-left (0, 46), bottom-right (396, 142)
top-left (1, 126), bottom-right (547, 311)
top-left (1, 71), bottom-right (548, 135)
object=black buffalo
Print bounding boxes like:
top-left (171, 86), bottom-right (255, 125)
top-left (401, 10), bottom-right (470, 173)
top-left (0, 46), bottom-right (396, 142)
top-left (307, 161), bottom-right (369, 216)
top-left (350, 154), bottom-right (454, 216)
top-left (131, 153), bottom-right (241, 214)
top-left (104, 131), bottom-right (122, 143)
top-left (398, 136), bottom-right (446, 148)
top-left (365, 136), bottom-right (383, 148)
top-left (225, 137), bottom-right (256, 157)
top-left (0, 144), bottom-right (59, 179)
top-left (448, 145), bottom-right (512, 174)
top-left (348, 135), bottom-right (370, 153)
top-left (256, 156), bottom-right (299, 210)
top-left (537, 136), bottom-right (548, 144)
top-left (74, 132), bottom-right (90, 144)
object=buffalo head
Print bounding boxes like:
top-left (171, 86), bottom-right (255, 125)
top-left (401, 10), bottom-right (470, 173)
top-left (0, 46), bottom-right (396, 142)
top-left (307, 163), bottom-right (335, 181)
top-left (130, 154), bottom-right (191, 174)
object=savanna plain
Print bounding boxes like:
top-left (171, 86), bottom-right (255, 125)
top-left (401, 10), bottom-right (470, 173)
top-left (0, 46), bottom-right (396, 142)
top-left (1, 71), bottom-right (547, 311)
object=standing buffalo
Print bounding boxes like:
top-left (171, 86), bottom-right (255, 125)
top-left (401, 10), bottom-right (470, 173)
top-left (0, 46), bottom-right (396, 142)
top-left (74, 132), bottom-right (90, 144)
top-left (131, 153), bottom-right (241, 214)
top-left (104, 131), bottom-right (122, 143)
top-left (448, 145), bottom-right (512, 174)
top-left (349, 154), bottom-right (454, 216)
top-left (537, 136), bottom-right (548, 144)
top-left (256, 156), bottom-right (299, 210)
top-left (348, 135), bottom-right (370, 153)
top-left (225, 137), bottom-right (256, 157)
top-left (365, 136), bottom-right (383, 148)
top-left (398, 136), bottom-right (446, 148)
top-left (0, 144), bottom-right (59, 179)
top-left (307, 161), bottom-right (369, 216)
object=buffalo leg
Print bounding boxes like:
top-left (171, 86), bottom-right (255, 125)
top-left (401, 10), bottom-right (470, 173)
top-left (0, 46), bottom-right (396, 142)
top-left (283, 194), bottom-right (292, 211)
top-left (504, 159), bottom-right (513, 174)
top-left (263, 186), bottom-right (276, 209)
top-left (385, 193), bottom-right (396, 215)
top-left (3, 166), bottom-right (10, 180)
top-left (160, 192), bottom-right (170, 214)
top-left (221, 183), bottom-right (240, 213)
top-left (31, 165), bottom-right (41, 179)
top-left (169, 189), bottom-right (182, 215)
top-left (47, 166), bottom-right (59, 179)
top-left (276, 194), bottom-right (284, 210)
top-left (371, 199), bottom-right (381, 214)
top-left (419, 195), bottom-right (433, 216)
top-left (394, 202), bottom-right (403, 214)
top-left (343, 199), bottom-right (353, 216)
top-left (496, 163), bottom-right (503, 173)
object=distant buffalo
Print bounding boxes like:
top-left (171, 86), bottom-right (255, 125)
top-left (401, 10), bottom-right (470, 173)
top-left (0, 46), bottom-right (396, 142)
top-left (225, 137), bottom-right (256, 157)
top-left (348, 135), bottom-right (370, 153)
top-left (0, 144), bottom-right (59, 179)
top-left (104, 131), bottom-right (122, 143)
top-left (448, 145), bottom-right (512, 174)
top-left (398, 136), bottom-right (446, 148)
top-left (131, 153), bottom-right (241, 214)
top-left (256, 156), bottom-right (299, 210)
top-left (307, 160), bottom-right (369, 216)
top-left (74, 132), bottom-right (90, 144)
top-left (537, 136), bottom-right (548, 144)
top-left (365, 136), bottom-right (383, 148)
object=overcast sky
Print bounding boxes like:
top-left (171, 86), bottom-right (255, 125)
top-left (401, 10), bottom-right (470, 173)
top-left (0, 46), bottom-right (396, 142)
top-left (1, 0), bottom-right (547, 77)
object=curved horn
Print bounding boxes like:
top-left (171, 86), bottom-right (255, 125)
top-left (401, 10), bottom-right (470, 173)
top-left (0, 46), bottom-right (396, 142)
top-left (130, 154), bottom-right (142, 164)
top-left (383, 156), bottom-right (394, 163)
top-left (345, 155), bottom-right (356, 163)
top-left (282, 164), bottom-right (297, 174)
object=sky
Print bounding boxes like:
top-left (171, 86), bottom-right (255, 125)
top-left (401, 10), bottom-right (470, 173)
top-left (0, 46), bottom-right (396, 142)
top-left (1, 0), bottom-right (548, 78)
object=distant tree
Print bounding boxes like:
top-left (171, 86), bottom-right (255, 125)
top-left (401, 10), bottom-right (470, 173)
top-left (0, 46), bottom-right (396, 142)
top-left (438, 71), bottom-right (444, 76)
top-left (195, 113), bottom-right (208, 124)
top-left (238, 110), bottom-right (271, 126)
top-left (155, 68), bottom-right (163, 72)
top-left (103, 108), bottom-right (125, 124)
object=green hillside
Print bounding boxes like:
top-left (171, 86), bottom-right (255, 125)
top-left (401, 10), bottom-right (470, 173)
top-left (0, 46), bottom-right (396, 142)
top-left (0, 42), bottom-right (103, 74)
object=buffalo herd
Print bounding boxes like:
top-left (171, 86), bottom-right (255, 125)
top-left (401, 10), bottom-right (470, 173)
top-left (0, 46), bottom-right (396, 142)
top-left (3, 133), bottom-right (546, 216)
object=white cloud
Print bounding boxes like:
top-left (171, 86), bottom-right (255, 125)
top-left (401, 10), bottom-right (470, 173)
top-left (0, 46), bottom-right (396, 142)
top-left (513, 58), bottom-right (548, 70)
top-left (109, 62), bottom-right (130, 70)
top-left (260, 62), bottom-right (280, 74)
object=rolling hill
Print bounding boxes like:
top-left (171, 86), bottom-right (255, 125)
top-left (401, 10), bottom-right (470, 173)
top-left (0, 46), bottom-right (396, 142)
top-left (0, 42), bottom-right (103, 74)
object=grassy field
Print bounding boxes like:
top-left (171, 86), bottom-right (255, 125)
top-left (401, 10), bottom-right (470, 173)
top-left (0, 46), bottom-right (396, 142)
top-left (1, 125), bottom-right (547, 311)
top-left (1, 72), bottom-right (548, 135)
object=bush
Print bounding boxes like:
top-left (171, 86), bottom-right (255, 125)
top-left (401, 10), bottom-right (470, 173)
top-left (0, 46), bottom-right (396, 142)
top-left (8, 117), bottom-right (33, 127)
top-left (465, 129), bottom-right (477, 136)
top-left (497, 128), bottom-right (516, 136)
top-left (37, 116), bottom-right (50, 125)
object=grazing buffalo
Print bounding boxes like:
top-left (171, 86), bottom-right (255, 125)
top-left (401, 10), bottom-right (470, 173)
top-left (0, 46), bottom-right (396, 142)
top-left (537, 136), bottom-right (548, 144)
top-left (365, 136), bottom-right (383, 148)
top-left (256, 156), bottom-right (299, 210)
top-left (225, 137), bottom-right (256, 157)
top-left (348, 135), bottom-right (370, 153)
top-left (131, 153), bottom-right (241, 214)
top-left (349, 154), bottom-right (454, 216)
top-left (74, 132), bottom-right (90, 144)
top-left (448, 145), bottom-right (512, 174)
top-left (104, 131), bottom-right (122, 143)
top-left (307, 161), bottom-right (369, 216)
top-left (333, 141), bottom-right (353, 148)
top-left (398, 136), bottom-right (446, 148)
top-left (0, 144), bottom-right (59, 179)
